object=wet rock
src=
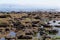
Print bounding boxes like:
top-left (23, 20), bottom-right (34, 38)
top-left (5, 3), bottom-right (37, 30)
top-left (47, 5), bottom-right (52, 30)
top-left (0, 15), bottom-right (11, 18)
top-left (38, 28), bottom-right (45, 32)
top-left (32, 21), bottom-right (39, 24)
top-left (44, 36), bottom-right (51, 40)
top-left (40, 31), bottom-right (47, 36)
top-left (5, 28), bottom-right (10, 32)
top-left (21, 16), bottom-right (28, 18)
top-left (0, 23), bottom-right (9, 27)
top-left (43, 24), bottom-right (52, 28)
top-left (55, 25), bottom-right (60, 27)
top-left (34, 16), bottom-right (41, 19)
top-left (18, 35), bottom-right (32, 39)
top-left (32, 24), bottom-right (38, 27)
top-left (49, 30), bottom-right (58, 35)
top-left (25, 32), bottom-right (33, 35)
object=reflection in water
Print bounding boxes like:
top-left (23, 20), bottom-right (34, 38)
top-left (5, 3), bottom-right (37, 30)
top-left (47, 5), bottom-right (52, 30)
top-left (36, 26), bottom-right (60, 38)
top-left (0, 31), bottom-right (16, 40)
top-left (47, 20), bottom-right (60, 38)
top-left (53, 27), bottom-right (60, 36)
top-left (0, 37), bottom-right (5, 40)
top-left (48, 20), bottom-right (60, 26)
top-left (37, 32), bottom-right (40, 38)
top-left (8, 31), bottom-right (16, 37)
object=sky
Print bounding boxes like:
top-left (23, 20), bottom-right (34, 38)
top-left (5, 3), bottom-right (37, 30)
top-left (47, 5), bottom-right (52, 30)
top-left (0, 0), bottom-right (60, 11)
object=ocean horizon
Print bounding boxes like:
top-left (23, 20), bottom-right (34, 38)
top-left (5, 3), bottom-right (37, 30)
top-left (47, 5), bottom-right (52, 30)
top-left (0, 4), bottom-right (59, 12)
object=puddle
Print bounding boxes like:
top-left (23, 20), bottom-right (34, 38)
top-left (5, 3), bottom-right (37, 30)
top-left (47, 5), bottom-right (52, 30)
top-left (0, 37), bottom-right (5, 40)
top-left (8, 31), bottom-right (16, 37)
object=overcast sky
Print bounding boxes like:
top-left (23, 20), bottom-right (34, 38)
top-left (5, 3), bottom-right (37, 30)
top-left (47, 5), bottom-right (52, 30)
top-left (0, 0), bottom-right (60, 9)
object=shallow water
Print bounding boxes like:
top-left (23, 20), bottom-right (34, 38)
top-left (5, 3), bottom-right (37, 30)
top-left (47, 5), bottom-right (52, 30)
top-left (49, 20), bottom-right (60, 36)
top-left (48, 27), bottom-right (60, 38)
top-left (36, 27), bottom-right (60, 39)
top-left (9, 31), bottom-right (16, 37)
top-left (49, 20), bottom-right (60, 26)
top-left (0, 37), bottom-right (5, 40)
top-left (36, 32), bottom-right (40, 38)
top-left (53, 27), bottom-right (60, 36)
top-left (0, 31), bottom-right (16, 40)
